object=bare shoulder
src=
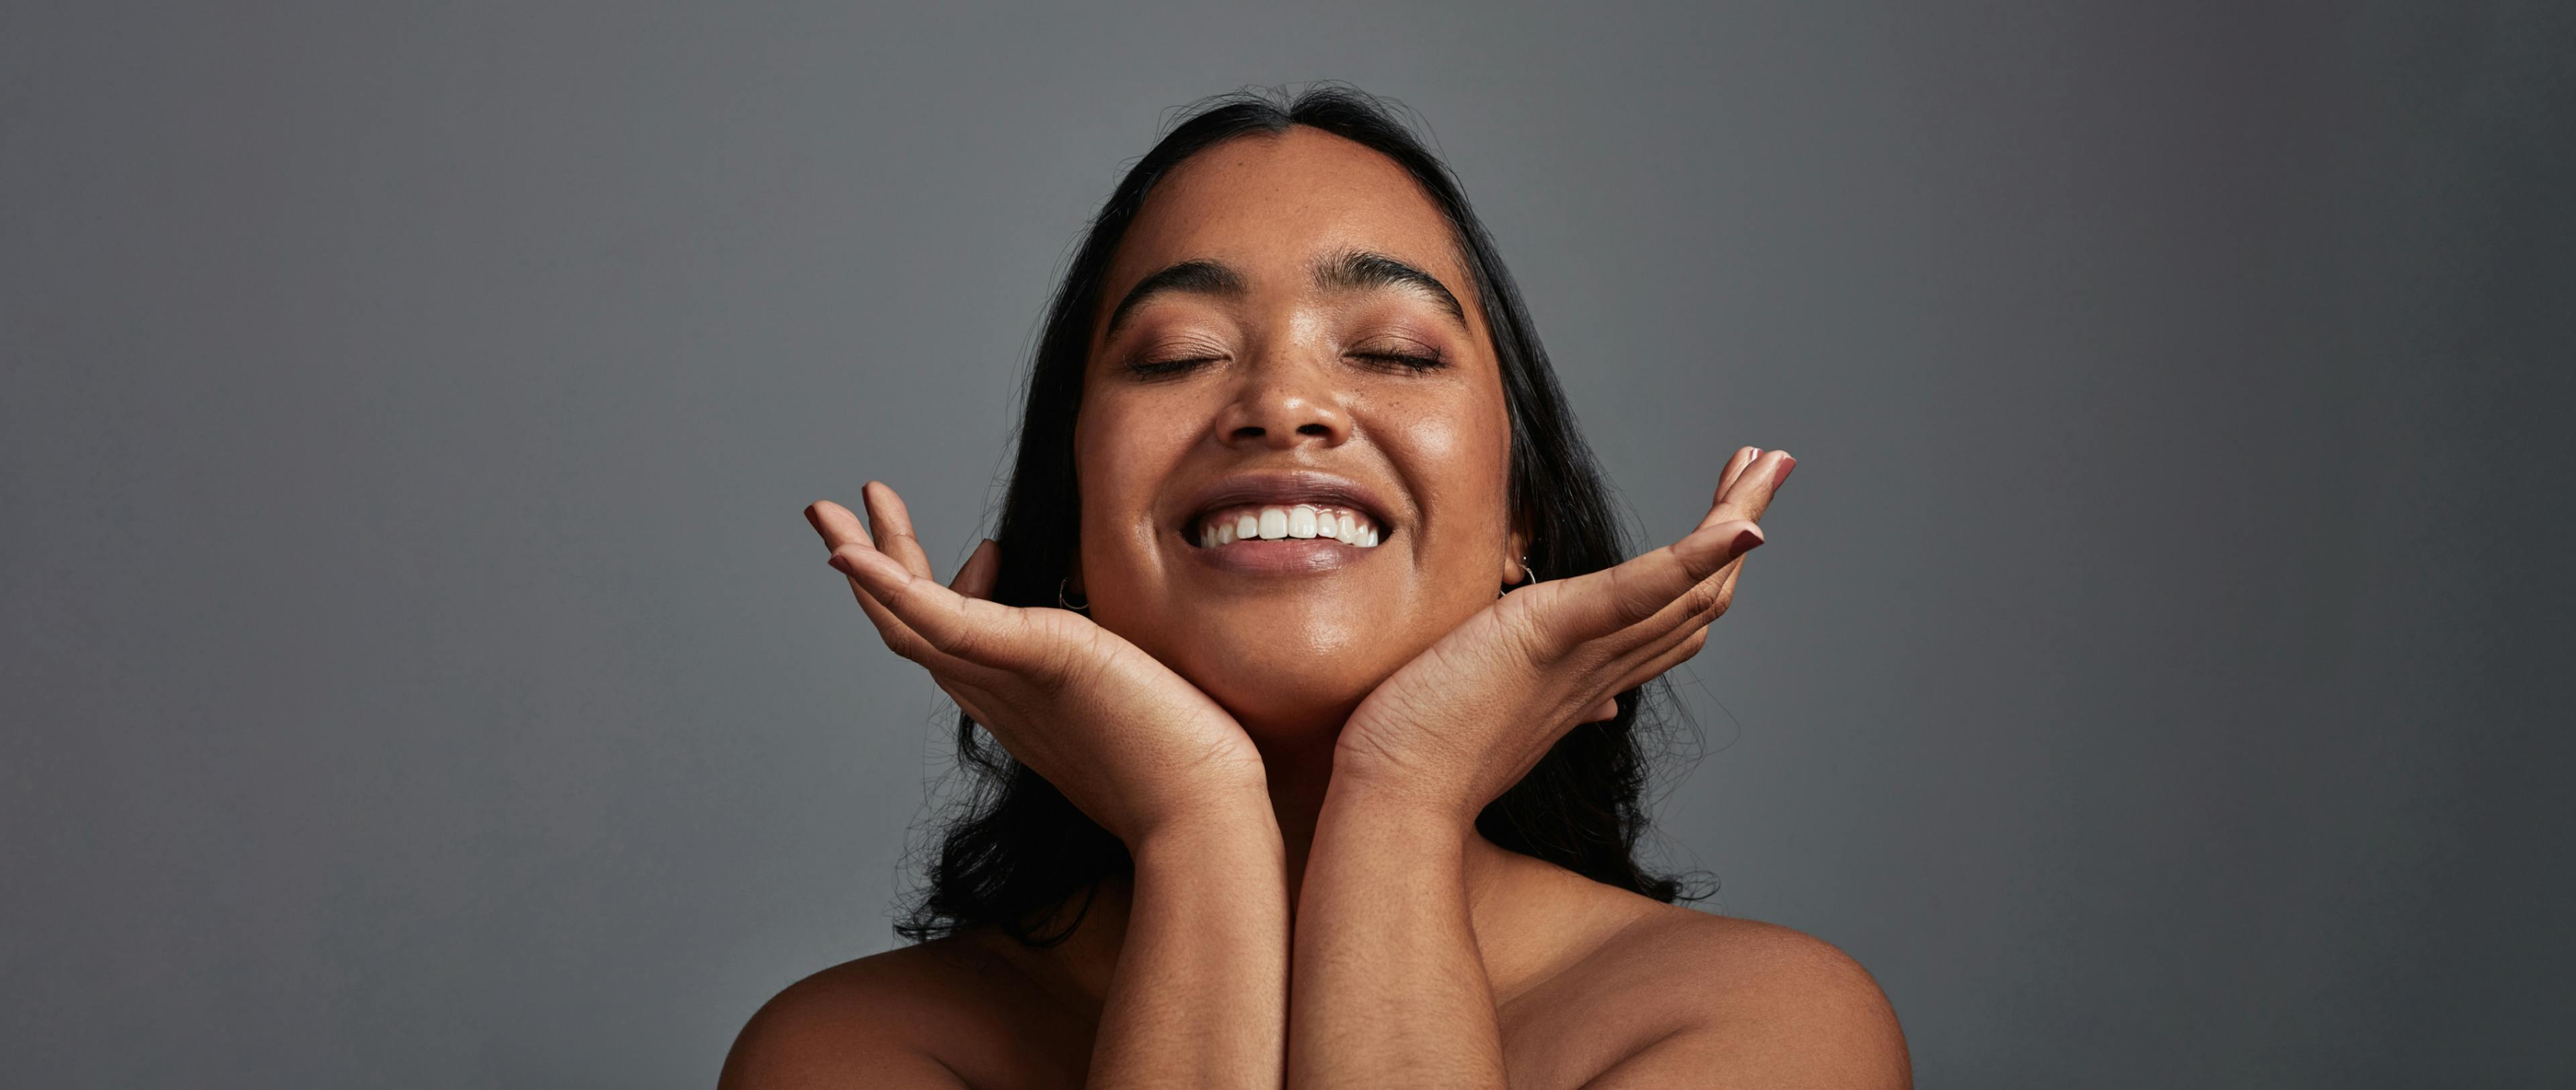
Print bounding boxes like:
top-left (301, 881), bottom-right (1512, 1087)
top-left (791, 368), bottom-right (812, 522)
top-left (1574, 901), bottom-right (1913, 1088)
top-left (1493, 863), bottom-right (1910, 1090)
top-left (717, 931), bottom-right (1089, 1090)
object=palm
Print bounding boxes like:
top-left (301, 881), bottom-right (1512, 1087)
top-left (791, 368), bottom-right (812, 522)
top-left (807, 484), bottom-right (1263, 844)
top-left (1338, 445), bottom-right (1794, 817)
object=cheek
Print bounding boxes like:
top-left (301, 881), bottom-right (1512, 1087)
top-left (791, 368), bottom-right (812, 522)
top-left (1074, 390), bottom-right (1201, 558)
top-left (1377, 394), bottom-right (1513, 553)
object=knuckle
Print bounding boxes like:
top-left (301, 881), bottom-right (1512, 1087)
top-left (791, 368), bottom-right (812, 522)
top-left (1501, 610), bottom-right (1564, 664)
top-left (928, 610), bottom-right (986, 659)
top-left (1031, 631), bottom-right (1095, 692)
top-left (886, 629), bottom-right (935, 664)
top-left (930, 627), bottom-right (979, 660)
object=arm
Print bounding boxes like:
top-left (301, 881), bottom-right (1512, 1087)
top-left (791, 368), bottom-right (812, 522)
top-left (1089, 806), bottom-right (1291, 1089)
top-left (720, 822), bottom-right (1291, 1090)
top-left (1288, 779), bottom-right (1503, 1087)
top-left (806, 484), bottom-right (1291, 1088)
top-left (1289, 447), bottom-right (1792, 1089)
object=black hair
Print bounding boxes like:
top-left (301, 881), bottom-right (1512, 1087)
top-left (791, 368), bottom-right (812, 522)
top-left (895, 83), bottom-right (1706, 946)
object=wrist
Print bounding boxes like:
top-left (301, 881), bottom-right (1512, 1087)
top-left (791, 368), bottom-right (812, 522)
top-left (1326, 730), bottom-right (1477, 828)
top-left (1319, 761), bottom-right (1476, 840)
top-left (1128, 787), bottom-right (1284, 860)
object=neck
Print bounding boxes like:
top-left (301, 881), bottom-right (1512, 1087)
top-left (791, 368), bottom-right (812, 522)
top-left (1254, 728), bottom-right (1338, 903)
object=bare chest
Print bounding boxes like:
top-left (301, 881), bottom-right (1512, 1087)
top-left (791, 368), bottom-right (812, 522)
top-left (932, 961), bottom-right (1678, 1090)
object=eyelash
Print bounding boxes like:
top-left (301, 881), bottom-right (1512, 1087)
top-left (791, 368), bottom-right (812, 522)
top-left (1126, 356), bottom-right (1221, 378)
top-left (1124, 350), bottom-right (1447, 378)
top-left (1354, 350), bottom-right (1446, 372)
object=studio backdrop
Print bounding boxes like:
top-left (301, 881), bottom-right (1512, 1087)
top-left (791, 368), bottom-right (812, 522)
top-left (4, 2), bottom-right (2569, 1087)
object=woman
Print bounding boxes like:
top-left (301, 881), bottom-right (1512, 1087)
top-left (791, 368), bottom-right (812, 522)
top-left (723, 85), bottom-right (1910, 1089)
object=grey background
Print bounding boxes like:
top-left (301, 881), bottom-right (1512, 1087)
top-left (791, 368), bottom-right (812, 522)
top-left (5, 1), bottom-right (2569, 1086)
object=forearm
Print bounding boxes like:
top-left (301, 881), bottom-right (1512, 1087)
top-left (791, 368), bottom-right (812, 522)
top-left (1088, 806), bottom-right (1292, 1089)
top-left (1287, 779), bottom-right (1505, 1089)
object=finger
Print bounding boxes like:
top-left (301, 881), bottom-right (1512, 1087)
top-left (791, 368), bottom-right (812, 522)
top-left (812, 513), bottom-right (1000, 696)
top-left (1611, 513), bottom-right (1774, 649)
top-left (805, 498), bottom-right (876, 551)
top-left (1611, 623), bottom-right (1715, 695)
top-left (1619, 550), bottom-right (1743, 655)
top-left (806, 501), bottom-right (918, 626)
top-left (950, 538), bottom-right (1000, 600)
top-left (820, 539), bottom-right (939, 659)
top-left (1610, 537), bottom-right (1776, 688)
top-left (1711, 447), bottom-right (1760, 510)
top-left (1560, 519), bottom-right (1764, 641)
top-left (1578, 697), bottom-right (1619, 724)
top-left (1701, 448), bottom-right (1794, 531)
top-left (830, 542), bottom-right (1036, 669)
top-left (861, 481), bottom-right (937, 581)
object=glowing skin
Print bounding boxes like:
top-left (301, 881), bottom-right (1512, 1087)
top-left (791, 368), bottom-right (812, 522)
top-left (1072, 127), bottom-right (1524, 743)
top-left (764, 123), bottom-right (1898, 1090)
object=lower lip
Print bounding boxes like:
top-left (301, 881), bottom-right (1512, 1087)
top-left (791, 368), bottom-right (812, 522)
top-left (1183, 535), bottom-right (1380, 575)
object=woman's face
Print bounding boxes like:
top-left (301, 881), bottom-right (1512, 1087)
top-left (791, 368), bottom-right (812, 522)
top-left (1073, 126), bottom-right (1521, 742)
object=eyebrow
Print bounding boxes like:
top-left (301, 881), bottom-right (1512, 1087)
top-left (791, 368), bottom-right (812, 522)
top-left (1099, 249), bottom-right (1470, 342)
top-left (1313, 248), bottom-right (1469, 329)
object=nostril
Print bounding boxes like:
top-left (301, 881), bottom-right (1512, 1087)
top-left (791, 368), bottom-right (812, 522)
top-left (1231, 425), bottom-right (1266, 440)
top-left (1296, 423), bottom-right (1331, 437)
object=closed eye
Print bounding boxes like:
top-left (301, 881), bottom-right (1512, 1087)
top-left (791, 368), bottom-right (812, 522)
top-left (1126, 356), bottom-right (1224, 378)
top-left (1350, 350), bottom-right (1446, 372)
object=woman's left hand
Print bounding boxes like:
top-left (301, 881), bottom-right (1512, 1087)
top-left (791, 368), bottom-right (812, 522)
top-left (1332, 446), bottom-right (1794, 821)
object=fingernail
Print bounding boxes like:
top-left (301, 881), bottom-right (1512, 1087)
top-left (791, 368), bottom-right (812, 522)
top-left (1733, 527), bottom-right (1765, 554)
top-left (827, 552), bottom-right (857, 577)
top-left (1776, 453), bottom-right (1796, 485)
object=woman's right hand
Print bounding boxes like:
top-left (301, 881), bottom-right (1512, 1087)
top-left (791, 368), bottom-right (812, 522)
top-left (806, 482), bottom-right (1271, 847)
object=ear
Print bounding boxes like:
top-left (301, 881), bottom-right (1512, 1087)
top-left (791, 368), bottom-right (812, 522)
top-left (1501, 509), bottom-right (1532, 587)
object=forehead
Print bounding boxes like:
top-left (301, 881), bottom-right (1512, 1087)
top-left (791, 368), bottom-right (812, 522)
top-left (1096, 127), bottom-right (1479, 324)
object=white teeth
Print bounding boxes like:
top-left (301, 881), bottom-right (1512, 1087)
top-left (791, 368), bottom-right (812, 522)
top-left (1193, 504), bottom-right (1385, 549)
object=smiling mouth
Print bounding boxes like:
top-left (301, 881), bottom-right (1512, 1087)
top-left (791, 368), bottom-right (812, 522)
top-left (1188, 503), bottom-right (1385, 549)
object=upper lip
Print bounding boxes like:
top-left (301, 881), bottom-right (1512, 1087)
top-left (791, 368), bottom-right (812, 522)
top-left (1175, 470), bottom-right (1399, 540)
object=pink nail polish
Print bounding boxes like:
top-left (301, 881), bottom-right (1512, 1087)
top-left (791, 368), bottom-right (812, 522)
top-left (1733, 527), bottom-right (1764, 554)
top-left (1776, 454), bottom-right (1796, 485)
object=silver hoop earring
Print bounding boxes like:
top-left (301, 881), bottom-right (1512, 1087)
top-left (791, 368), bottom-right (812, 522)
top-left (1499, 553), bottom-right (1534, 598)
top-left (1057, 578), bottom-right (1089, 613)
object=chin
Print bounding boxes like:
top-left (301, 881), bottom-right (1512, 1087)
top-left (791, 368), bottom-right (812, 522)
top-left (1153, 619), bottom-right (1401, 743)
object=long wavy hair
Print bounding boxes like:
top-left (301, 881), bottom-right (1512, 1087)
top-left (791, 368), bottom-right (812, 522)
top-left (896, 83), bottom-right (1707, 946)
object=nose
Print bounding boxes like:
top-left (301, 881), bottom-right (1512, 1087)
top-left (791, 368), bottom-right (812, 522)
top-left (1213, 359), bottom-right (1351, 450)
